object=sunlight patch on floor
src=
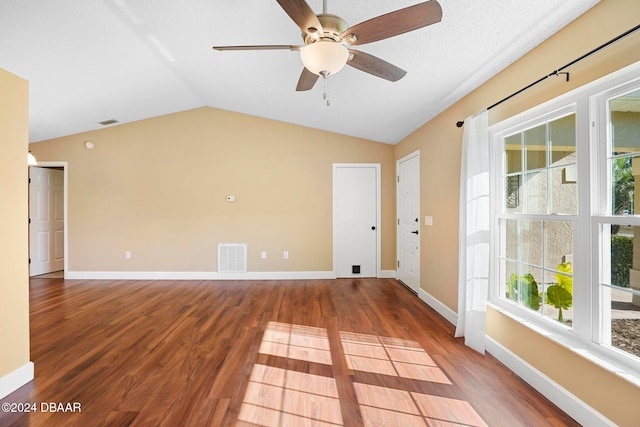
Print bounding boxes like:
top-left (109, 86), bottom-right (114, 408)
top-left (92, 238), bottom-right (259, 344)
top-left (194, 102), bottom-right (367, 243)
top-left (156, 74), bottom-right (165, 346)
top-left (237, 364), bottom-right (342, 427)
top-left (258, 321), bottom-right (332, 365)
top-left (340, 331), bottom-right (452, 384)
top-left (238, 321), bottom-right (487, 427)
top-left (353, 382), bottom-right (487, 427)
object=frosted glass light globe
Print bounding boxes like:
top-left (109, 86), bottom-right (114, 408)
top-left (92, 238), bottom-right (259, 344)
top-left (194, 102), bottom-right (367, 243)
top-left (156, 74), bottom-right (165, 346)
top-left (300, 41), bottom-right (349, 76)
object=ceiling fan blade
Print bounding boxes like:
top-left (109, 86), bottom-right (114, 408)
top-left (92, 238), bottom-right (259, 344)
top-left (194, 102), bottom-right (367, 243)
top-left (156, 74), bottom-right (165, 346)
top-left (275, 0), bottom-right (324, 35)
top-left (341, 0), bottom-right (442, 46)
top-left (296, 68), bottom-right (319, 91)
top-left (213, 45), bottom-right (301, 51)
top-left (347, 50), bottom-right (407, 82)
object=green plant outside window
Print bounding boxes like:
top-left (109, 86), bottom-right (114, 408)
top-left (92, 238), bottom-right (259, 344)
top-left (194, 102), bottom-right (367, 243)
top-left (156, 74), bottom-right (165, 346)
top-left (506, 262), bottom-right (573, 323)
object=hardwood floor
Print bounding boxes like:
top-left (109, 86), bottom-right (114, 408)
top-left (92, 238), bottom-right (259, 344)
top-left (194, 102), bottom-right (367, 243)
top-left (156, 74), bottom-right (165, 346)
top-left (0, 277), bottom-right (579, 426)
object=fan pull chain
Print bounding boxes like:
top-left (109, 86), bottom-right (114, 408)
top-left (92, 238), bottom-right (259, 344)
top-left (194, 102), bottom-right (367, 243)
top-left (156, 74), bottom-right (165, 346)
top-left (323, 74), bottom-right (330, 107)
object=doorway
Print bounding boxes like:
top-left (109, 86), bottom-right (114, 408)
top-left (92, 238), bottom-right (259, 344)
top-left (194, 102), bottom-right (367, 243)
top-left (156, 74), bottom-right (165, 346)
top-left (29, 163), bottom-right (68, 278)
top-left (333, 164), bottom-right (380, 278)
top-left (397, 151), bottom-right (420, 293)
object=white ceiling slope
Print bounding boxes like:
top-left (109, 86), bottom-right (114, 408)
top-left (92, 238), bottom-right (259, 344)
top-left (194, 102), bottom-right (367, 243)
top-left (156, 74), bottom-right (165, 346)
top-left (0, 0), bottom-right (599, 144)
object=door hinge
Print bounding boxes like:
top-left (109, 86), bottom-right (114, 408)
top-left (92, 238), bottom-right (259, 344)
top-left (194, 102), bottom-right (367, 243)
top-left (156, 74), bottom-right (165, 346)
top-left (397, 218), bottom-right (399, 225)
top-left (29, 258), bottom-right (31, 264)
top-left (28, 178), bottom-right (31, 184)
top-left (397, 260), bottom-right (400, 268)
top-left (397, 176), bottom-right (400, 182)
top-left (28, 218), bottom-right (31, 224)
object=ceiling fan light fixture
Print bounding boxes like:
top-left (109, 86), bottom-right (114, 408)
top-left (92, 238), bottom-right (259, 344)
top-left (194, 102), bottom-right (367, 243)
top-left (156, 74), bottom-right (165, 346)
top-left (300, 41), bottom-right (349, 76)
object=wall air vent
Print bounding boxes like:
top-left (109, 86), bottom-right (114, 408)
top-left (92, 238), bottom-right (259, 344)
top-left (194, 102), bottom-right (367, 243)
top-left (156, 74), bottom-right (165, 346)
top-left (99, 119), bottom-right (118, 126)
top-left (218, 243), bottom-right (247, 273)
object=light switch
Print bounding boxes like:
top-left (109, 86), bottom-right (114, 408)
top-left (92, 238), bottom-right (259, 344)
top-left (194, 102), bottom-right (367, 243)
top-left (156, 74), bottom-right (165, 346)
top-left (424, 216), bottom-right (433, 226)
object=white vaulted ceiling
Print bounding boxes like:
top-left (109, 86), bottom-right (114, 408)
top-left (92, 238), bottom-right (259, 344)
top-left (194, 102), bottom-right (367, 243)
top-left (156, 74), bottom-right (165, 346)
top-left (0, 0), bottom-right (599, 144)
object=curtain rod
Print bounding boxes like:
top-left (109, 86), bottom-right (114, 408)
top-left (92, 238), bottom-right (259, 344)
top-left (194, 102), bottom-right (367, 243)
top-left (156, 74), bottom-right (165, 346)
top-left (455, 23), bottom-right (640, 128)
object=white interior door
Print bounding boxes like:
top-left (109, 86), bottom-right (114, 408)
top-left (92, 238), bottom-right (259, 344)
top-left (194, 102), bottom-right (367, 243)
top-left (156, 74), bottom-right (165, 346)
top-left (29, 166), bottom-right (64, 276)
top-left (397, 151), bottom-right (420, 293)
top-left (333, 164), bottom-right (380, 278)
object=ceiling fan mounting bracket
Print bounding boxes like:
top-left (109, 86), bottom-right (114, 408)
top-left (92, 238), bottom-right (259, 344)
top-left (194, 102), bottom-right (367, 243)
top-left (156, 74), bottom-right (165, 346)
top-left (303, 14), bottom-right (348, 45)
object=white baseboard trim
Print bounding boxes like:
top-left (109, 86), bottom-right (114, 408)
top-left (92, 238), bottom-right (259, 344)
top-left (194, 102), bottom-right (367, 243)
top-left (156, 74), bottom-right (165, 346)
top-left (65, 270), bottom-right (401, 281)
top-left (485, 336), bottom-right (613, 427)
top-left (378, 270), bottom-right (396, 278)
top-left (65, 270), bottom-right (337, 280)
top-left (0, 362), bottom-right (34, 400)
top-left (418, 288), bottom-right (458, 325)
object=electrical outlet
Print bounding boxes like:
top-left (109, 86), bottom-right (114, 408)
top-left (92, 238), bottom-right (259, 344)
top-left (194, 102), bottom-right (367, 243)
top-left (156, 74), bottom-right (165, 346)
top-left (125, 251), bottom-right (131, 259)
top-left (283, 251), bottom-right (289, 259)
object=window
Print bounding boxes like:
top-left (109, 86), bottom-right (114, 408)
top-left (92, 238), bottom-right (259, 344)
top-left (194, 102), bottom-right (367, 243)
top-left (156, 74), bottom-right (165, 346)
top-left (491, 61), bottom-right (640, 371)
top-left (593, 84), bottom-right (640, 361)
top-left (496, 109), bottom-right (577, 326)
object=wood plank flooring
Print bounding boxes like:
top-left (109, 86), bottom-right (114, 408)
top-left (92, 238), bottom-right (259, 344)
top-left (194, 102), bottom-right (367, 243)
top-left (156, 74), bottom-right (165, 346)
top-left (0, 277), bottom-right (579, 426)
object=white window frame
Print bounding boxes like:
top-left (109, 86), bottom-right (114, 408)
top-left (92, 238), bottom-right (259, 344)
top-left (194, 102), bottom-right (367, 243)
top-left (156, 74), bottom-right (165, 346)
top-left (591, 78), bottom-right (640, 367)
top-left (489, 60), bottom-right (640, 379)
top-left (492, 104), bottom-right (581, 335)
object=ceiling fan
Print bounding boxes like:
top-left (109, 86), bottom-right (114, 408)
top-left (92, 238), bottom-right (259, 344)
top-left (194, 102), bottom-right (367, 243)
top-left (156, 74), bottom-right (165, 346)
top-left (212, 0), bottom-right (442, 92)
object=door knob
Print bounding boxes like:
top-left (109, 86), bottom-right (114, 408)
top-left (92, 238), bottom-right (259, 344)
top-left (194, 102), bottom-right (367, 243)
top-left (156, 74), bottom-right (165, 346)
top-left (411, 230), bottom-right (419, 235)
top-left (371, 226), bottom-right (376, 230)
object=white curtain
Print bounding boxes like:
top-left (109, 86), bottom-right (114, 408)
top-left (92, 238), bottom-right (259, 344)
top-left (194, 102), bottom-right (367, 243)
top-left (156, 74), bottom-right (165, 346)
top-left (454, 110), bottom-right (490, 354)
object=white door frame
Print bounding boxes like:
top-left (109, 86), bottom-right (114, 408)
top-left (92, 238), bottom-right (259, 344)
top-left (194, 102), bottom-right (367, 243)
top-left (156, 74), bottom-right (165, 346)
top-left (332, 163), bottom-right (381, 277)
top-left (29, 161), bottom-right (68, 278)
top-left (396, 150), bottom-right (420, 291)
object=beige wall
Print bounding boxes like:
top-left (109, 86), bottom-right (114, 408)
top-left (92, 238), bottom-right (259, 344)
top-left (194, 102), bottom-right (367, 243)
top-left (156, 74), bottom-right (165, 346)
top-left (395, 0), bottom-right (640, 424)
top-left (0, 69), bottom-right (30, 378)
top-left (30, 107), bottom-right (396, 273)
